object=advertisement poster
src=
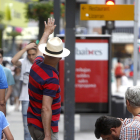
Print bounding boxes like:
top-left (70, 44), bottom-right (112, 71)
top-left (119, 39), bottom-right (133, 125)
top-left (59, 36), bottom-right (111, 113)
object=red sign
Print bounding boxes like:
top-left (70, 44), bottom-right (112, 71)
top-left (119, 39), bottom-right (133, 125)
top-left (59, 38), bottom-right (109, 104)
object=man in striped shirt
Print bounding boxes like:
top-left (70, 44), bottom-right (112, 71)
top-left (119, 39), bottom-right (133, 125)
top-left (95, 116), bottom-right (140, 140)
top-left (27, 18), bottom-right (70, 140)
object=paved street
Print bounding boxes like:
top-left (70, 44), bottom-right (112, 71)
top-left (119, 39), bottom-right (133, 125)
top-left (6, 106), bottom-right (100, 140)
top-left (6, 78), bottom-right (139, 140)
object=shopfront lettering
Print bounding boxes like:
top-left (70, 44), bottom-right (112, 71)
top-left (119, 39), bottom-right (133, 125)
top-left (89, 14), bottom-right (104, 19)
top-left (76, 47), bottom-right (102, 55)
top-left (89, 6), bottom-right (110, 11)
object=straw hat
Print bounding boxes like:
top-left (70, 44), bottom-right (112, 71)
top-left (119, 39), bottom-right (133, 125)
top-left (38, 37), bottom-right (70, 58)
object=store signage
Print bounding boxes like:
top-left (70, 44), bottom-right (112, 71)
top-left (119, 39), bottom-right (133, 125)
top-left (58, 36), bottom-right (111, 113)
top-left (80, 4), bottom-right (134, 20)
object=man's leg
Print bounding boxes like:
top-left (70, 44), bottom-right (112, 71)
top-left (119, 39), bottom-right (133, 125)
top-left (22, 101), bottom-right (31, 140)
top-left (28, 125), bottom-right (37, 140)
top-left (28, 125), bottom-right (44, 140)
top-left (28, 125), bottom-right (58, 140)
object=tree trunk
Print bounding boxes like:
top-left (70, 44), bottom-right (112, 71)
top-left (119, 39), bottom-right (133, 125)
top-left (38, 0), bottom-right (49, 40)
top-left (38, 16), bottom-right (46, 40)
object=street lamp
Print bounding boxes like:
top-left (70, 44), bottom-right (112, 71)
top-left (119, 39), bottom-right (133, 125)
top-left (105, 0), bottom-right (115, 34)
top-left (106, 0), bottom-right (115, 5)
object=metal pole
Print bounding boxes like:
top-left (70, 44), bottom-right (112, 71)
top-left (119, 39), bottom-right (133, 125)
top-left (38, 0), bottom-right (49, 40)
top-left (133, 0), bottom-right (139, 86)
top-left (54, 0), bottom-right (60, 36)
top-left (54, 0), bottom-right (60, 71)
top-left (64, 0), bottom-right (75, 140)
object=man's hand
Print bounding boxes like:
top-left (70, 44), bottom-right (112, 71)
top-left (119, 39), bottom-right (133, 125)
top-left (44, 18), bottom-right (56, 35)
top-left (25, 42), bottom-right (37, 51)
top-left (1, 131), bottom-right (6, 140)
top-left (44, 137), bottom-right (51, 140)
top-left (36, 18), bottom-right (56, 57)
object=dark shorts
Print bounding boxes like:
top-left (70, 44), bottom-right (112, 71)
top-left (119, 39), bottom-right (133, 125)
top-left (115, 75), bottom-right (122, 79)
top-left (28, 125), bottom-right (58, 140)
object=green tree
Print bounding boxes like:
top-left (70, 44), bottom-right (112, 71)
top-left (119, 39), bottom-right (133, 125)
top-left (24, 0), bottom-right (65, 39)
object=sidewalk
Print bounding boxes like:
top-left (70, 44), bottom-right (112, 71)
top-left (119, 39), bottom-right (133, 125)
top-left (6, 78), bottom-right (137, 140)
top-left (6, 106), bottom-right (99, 140)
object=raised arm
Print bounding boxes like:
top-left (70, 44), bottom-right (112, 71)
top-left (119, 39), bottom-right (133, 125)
top-left (11, 43), bottom-right (36, 66)
top-left (36, 18), bottom-right (56, 57)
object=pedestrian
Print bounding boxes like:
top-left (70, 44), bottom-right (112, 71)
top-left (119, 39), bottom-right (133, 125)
top-left (11, 42), bottom-right (37, 140)
top-left (95, 115), bottom-right (140, 140)
top-left (0, 64), bottom-right (8, 115)
top-left (27, 18), bottom-right (70, 140)
top-left (0, 49), bottom-right (15, 103)
top-left (0, 111), bottom-right (14, 140)
top-left (13, 67), bottom-right (21, 111)
top-left (114, 58), bottom-right (124, 92)
top-left (121, 73), bottom-right (129, 86)
top-left (125, 86), bottom-right (140, 118)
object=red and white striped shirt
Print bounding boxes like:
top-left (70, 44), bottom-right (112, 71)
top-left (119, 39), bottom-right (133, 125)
top-left (119, 118), bottom-right (140, 140)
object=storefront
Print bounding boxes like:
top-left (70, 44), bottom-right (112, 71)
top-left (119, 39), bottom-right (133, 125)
top-left (111, 33), bottom-right (140, 78)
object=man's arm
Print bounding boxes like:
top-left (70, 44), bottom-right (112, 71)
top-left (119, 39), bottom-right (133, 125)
top-left (5, 69), bottom-right (15, 102)
top-left (0, 89), bottom-right (6, 116)
top-left (36, 18), bottom-right (56, 57)
top-left (3, 127), bottom-right (14, 140)
top-left (5, 85), bottom-right (12, 102)
top-left (41, 95), bottom-right (53, 140)
top-left (11, 43), bottom-right (36, 66)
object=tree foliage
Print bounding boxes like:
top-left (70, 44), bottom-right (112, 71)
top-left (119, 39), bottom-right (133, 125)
top-left (24, 1), bottom-right (65, 21)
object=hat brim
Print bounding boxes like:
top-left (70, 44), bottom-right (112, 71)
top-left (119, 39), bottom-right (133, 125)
top-left (38, 43), bottom-right (70, 58)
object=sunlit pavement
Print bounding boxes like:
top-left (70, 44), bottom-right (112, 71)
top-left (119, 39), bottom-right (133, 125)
top-left (111, 78), bottom-right (140, 97)
top-left (6, 107), bottom-right (100, 140)
top-left (6, 78), bottom-right (139, 140)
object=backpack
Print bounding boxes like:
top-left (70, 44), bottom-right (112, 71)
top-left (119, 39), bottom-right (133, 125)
top-left (115, 64), bottom-right (122, 76)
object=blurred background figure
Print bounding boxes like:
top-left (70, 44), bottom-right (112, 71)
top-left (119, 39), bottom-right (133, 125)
top-left (0, 64), bottom-right (8, 116)
top-left (11, 42), bottom-right (37, 140)
top-left (121, 73), bottom-right (129, 86)
top-left (13, 67), bottom-right (21, 111)
top-left (114, 58), bottom-right (124, 92)
top-left (0, 49), bottom-right (15, 104)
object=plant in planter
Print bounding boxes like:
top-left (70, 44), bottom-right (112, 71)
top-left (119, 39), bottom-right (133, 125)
top-left (24, 1), bottom-right (65, 39)
top-left (24, 1), bottom-right (65, 21)
top-left (6, 31), bottom-right (21, 37)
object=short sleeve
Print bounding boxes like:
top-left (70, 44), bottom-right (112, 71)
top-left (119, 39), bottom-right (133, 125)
top-left (0, 65), bottom-right (8, 89)
top-left (43, 78), bottom-right (59, 97)
top-left (34, 56), bottom-right (44, 64)
top-left (6, 69), bottom-right (15, 86)
top-left (0, 112), bottom-right (9, 130)
top-left (19, 59), bottom-right (24, 65)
